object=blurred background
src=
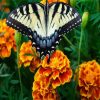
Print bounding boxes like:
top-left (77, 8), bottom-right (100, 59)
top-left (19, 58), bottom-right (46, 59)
top-left (0, 0), bottom-right (100, 100)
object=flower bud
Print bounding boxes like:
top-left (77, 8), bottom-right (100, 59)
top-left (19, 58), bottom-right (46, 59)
top-left (81, 12), bottom-right (89, 29)
top-left (70, 0), bottom-right (76, 7)
top-left (15, 31), bottom-right (22, 46)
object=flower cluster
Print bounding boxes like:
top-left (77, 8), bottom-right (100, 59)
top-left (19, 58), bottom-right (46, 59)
top-left (32, 50), bottom-right (72, 100)
top-left (0, 19), bottom-right (16, 58)
top-left (78, 60), bottom-right (100, 100)
top-left (19, 42), bottom-right (73, 100)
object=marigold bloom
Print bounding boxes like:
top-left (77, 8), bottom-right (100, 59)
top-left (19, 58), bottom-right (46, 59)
top-left (78, 60), bottom-right (100, 100)
top-left (0, 19), bottom-right (16, 58)
top-left (40, 50), bottom-right (72, 89)
top-left (19, 41), bottom-right (34, 67)
top-left (0, 0), bottom-right (10, 13)
top-left (0, 0), bottom-right (6, 9)
top-left (41, 0), bottom-right (68, 4)
top-left (19, 41), bottom-right (41, 69)
top-left (30, 56), bottom-right (41, 72)
top-left (32, 69), bottom-right (59, 100)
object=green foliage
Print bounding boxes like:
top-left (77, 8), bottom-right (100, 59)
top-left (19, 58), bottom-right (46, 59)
top-left (0, 0), bottom-right (100, 100)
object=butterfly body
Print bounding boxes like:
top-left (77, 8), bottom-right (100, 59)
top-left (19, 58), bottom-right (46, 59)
top-left (6, 2), bottom-right (81, 58)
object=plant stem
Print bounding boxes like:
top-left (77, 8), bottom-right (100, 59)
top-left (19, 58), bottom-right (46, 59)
top-left (75, 27), bottom-right (84, 97)
top-left (17, 45), bottom-right (23, 99)
top-left (0, 9), bottom-right (5, 19)
top-left (96, 0), bottom-right (100, 12)
top-left (78, 27), bottom-right (84, 65)
top-left (12, 0), bottom-right (18, 7)
top-left (63, 35), bottom-right (74, 47)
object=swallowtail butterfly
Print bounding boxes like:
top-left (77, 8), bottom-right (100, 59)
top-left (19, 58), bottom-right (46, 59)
top-left (6, 1), bottom-right (81, 59)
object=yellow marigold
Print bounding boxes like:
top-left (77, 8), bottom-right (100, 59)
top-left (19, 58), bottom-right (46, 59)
top-left (19, 41), bottom-right (41, 69)
top-left (41, 0), bottom-right (69, 5)
top-left (0, 19), bottom-right (16, 58)
top-left (32, 69), bottom-right (59, 100)
top-left (78, 60), bottom-right (100, 100)
top-left (40, 50), bottom-right (72, 89)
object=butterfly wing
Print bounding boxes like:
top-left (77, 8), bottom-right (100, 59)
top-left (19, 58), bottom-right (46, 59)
top-left (6, 3), bottom-right (46, 48)
top-left (6, 2), bottom-right (81, 59)
top-left (47, 2), bottom-right (81, 49)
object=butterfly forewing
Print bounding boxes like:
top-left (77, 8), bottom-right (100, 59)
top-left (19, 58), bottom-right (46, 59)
top-left (48, 2), bottom-right (81, 35)
top-left (7, 3), bottom-right (46, 38)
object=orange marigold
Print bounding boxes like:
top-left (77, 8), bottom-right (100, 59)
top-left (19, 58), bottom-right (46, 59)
top-left (78, 60), bottom-right (100, 100)
top-left (0, 19), bottom-right (16, 58)
top-left (40, 50), bottom-right (72, 89)
top-left (32, 69), bottom-right (59, 100)
top-left (41, 0), bottom-right (69, 4)
top-left (19, 41), bottom-right (41, 69)
top-left (30, 56), bottom-right (41, 72)
top-left (0, 0), bottom-right (10, 13)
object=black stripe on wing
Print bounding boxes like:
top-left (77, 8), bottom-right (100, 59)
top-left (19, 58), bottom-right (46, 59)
top-left (6, 15), bottom-right (35, 41)
top-left (52, 3), bottom-right (60, 19)
top-left (49, 2), bottom-right (81, 34)
top-left (6, 3), bottom-right (44, 43)
top-left (61, 9), bottom-right (81, 34)
top-left (49, 2), bottom-right (70, 25)
top-left (17, 3), bottom-right (44, 14)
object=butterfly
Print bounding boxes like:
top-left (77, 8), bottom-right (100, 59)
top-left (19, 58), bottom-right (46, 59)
top-left (6, 2), bottom-right (81, 60)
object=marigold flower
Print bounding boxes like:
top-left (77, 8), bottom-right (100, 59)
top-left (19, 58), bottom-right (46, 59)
top-left (32, 50), bottom-right (72, 99)
top-left (0, 19), bottom-right (16, 58)
top-left (32, 69), bottom-right (59, 100)
top-left (19, 41), bottom-right (41, 69)
top-left (0, 0), bottom-right (10, 13)
top-left (41, 0), bottom-right (69, 4)
top-left (40, 50), bottom-right (72, 89)
top-left (78, 60), bottom-right (100, 100)
top-left (19, 41), bottom-right (34, 67)
top-left (30, 56), bottom-right (41, 72)
top-left (0, 0), bottom-right (6, 9)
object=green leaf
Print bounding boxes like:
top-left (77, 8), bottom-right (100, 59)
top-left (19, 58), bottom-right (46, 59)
top-left (0, 74), bottom-right (10, 77)
top-left (64, 47), bottom-right (72, 52)
top-left (10, 80), bottom-right (19, 84)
